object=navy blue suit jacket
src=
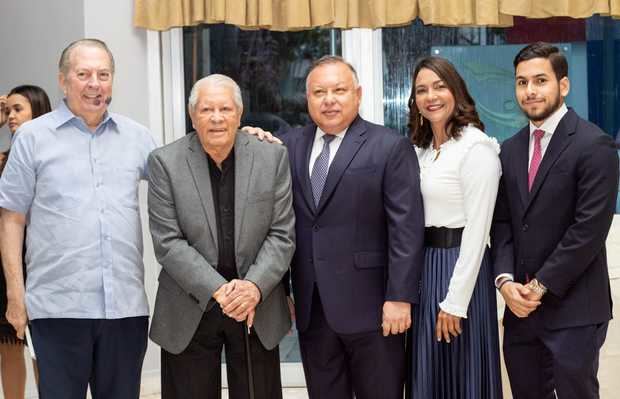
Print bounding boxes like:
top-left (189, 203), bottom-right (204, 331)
top-left (280, 116), bottom-right (425, 334)
top-left (491, 108), bottom-right (618, 329)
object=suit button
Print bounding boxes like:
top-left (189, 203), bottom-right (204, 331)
top-left (313, 225), bottom-right (319, 231)
top-left (522, 224), bottom-right (528, 232)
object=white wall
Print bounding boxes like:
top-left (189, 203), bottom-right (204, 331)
top-left (0, 0), bottom-right (85, 150)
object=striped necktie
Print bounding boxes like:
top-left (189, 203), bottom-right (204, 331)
top-left (310, 134), bottom-right (336, 206)
top-left (528, 129), bottom-right (545, 191)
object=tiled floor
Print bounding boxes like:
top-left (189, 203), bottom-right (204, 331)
top-left (141, 389), bottom-right (309, 399)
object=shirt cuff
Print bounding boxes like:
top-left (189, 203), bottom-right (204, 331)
top-left (494, 273), bottom-right (514, 288)
top-left (438, 300), bottom-right (468, 319)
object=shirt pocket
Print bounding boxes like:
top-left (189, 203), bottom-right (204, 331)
top-left (109, 166), bottom-right (140, 210)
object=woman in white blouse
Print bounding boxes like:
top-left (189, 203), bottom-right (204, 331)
top-left (407, 56), bottom-right (503, 398)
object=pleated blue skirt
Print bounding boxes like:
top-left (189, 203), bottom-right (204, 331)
top-left (410, 246), bottom-right (503, 399)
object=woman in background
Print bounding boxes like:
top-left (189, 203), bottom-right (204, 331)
top-left (408, 57), bottom-right (503, 399)
top-left (0, 84), bottom-right (51, 399)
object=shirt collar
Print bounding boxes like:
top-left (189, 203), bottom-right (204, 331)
top-left (55, 99), bottom-right (118, 133)
top-left (314, 126), bottom-right (348, 144)
top-left (529, 102), bottom-right (568, 137)
top-left (206, 147), bottom-right (235, 172)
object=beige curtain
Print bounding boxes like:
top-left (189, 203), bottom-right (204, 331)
top-left (609, 0), bottom-right (620, 16)
top-left (418, 0), bottom-right (512, 27)
top-left (133, 0), bottom-right (620, 31)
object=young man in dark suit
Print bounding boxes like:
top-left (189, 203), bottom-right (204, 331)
top-left (492, 42), bottom-right (618, 399)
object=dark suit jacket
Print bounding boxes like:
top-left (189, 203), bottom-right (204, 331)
top-left (491, 108), bottom-right (618, 329)
top-left (280, 116), bottom-right (425, 334)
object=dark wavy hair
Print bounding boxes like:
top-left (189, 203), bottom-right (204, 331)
top-left (2, 85), bottom-right (51, 175)
top-left (408, 56), bottom-right (484, 148)
top-left (8, 84), bottom-right (52, 119)
top-left (513, 42), bottom-right (568, 81)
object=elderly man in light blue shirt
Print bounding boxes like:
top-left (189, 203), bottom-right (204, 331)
top-left (0, 39), bottom-right (156, 399)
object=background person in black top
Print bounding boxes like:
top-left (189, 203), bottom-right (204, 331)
top-left (0, 84), bottom-right (50, 399)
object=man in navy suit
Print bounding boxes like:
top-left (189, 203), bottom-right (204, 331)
top-left (278, 56), bottom-right (424, 399)
top-left (492, 42), bottom-right (618, 399)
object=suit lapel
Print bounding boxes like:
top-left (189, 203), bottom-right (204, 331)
top-left (513, 127), bottom-right (530, 209)
top-left (316, 116), bottom-right (368, 214)
top-left (234, 132), bottom-right (253, 250)
top-left (295, 124), bottom-right (318, 214)
top-left (186, 133), bottom-right (218, 245)
top-left (524, 109), bottom-right (576, 214)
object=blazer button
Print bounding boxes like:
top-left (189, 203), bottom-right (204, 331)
top-left (313, 225), bottom-right (319, 231)
top-left (522, 224), bottom-right (529, 232)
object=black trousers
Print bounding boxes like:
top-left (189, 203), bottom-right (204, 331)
top-left (162, 306), bottom-right (282, 399)
top-left (298, 289), bottom-right (406, 399)
top-left (503, 311), bottom-right (609, 399)
top-left (30, 317), bottom-right (148, 399)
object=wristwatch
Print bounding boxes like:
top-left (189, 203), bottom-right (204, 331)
top-left (527, 278), bottom-right (548, 296)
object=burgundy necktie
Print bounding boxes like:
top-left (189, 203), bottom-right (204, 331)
top-left (528, 129), bottom-right (545, 191)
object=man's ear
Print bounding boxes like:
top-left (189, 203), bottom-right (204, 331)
top-left (559, 76), bottom-right (570, 98)
top-left (58, 72), bottom-right (67, 96)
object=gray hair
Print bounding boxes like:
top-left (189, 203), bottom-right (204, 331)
top-left (305, 55), bottom-right (359, 92)
top-left (188, 74), bottom-right (243, 114)
top-left (59, 38), bottom-right (115, 76)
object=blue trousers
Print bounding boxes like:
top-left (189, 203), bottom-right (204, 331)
top-left (30, 317), bottom-right (148, 399)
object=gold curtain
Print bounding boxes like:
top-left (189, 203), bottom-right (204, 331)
top-left (134, 0), bottom-right (620, 31)
top-left (418, 0), bottom-right (512, 27)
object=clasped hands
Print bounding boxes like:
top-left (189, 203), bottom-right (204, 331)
top-left (499, 281), bottom-right (542, 318)
top-left (213, 279), bottom-right (261, 328)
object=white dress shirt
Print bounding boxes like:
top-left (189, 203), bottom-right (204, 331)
top-left (416, 125), bottom-right (501, 318)
top-left (308, 127), bottom-right (347, 176)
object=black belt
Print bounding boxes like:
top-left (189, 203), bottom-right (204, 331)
top-left (424, 227), bottom-right (463, 248)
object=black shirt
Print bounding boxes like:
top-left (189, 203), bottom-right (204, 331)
top-left (207, 150), bottom-right (238, 281)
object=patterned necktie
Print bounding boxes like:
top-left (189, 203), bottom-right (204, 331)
top-left (310, 134), bottom-right (336, 206)
top-left (528, 129), bottom-right (545, 191)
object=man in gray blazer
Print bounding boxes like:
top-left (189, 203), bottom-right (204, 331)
top-left (147, 74), bottom-right (295, 399)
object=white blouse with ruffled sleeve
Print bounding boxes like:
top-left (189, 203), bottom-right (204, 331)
top-left (415, 125), bottom-right (501, 318)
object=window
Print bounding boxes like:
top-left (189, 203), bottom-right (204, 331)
top-left (382, 16), bottom-right (620, 141)
top-left (183, 24), bottom-right (341, 135)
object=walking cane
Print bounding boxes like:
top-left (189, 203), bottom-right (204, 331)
top-left (25, 325), bottom-right (40, 396)
top-left (243, 323), bottom-right (256, 399)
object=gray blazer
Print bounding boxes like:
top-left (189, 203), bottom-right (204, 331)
top-left (148, 131), bottom-right (295, 353)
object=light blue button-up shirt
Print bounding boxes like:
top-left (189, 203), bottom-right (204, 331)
top-left (0, 101), bottom-right (157, 320)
